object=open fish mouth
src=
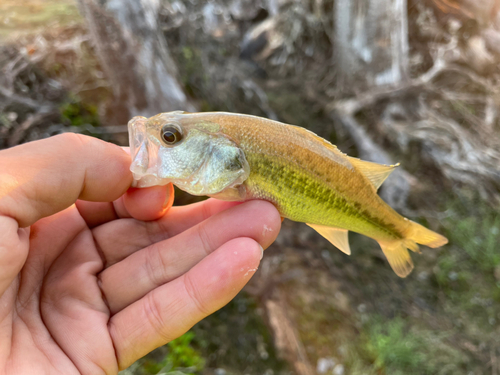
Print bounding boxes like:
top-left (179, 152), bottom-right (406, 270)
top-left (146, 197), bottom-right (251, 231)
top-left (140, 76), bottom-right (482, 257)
top-left (128, 116), bottom-right (165, 188)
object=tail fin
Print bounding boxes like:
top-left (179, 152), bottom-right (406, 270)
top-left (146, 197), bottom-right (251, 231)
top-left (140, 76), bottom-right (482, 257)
top-left (406, 220), bottom-right (448, 248)
top-left (378, 221), bottom-right (448, 278)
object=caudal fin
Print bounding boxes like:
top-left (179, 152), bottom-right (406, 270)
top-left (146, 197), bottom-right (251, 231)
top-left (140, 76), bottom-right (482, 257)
top-left (406, 220), bottom-right (448, 248)
top-left (378, 221), bottom-right (448, 278)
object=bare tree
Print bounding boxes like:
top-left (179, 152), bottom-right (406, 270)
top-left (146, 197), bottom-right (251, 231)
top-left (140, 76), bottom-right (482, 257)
top-left (77, 0), bottom-right (195, 123)
top-left (335, 0), bottom-right (409, 91)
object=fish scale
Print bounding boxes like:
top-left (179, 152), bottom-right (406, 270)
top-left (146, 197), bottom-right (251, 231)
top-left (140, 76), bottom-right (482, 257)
top-left (129, 111), bottom-right (448, 277)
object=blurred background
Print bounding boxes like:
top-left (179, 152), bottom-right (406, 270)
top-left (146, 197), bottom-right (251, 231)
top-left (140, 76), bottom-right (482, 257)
top-left (1, 0), bottom-right (500, 374)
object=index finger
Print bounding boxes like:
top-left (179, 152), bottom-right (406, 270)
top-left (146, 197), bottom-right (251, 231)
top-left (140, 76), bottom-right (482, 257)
top-left (0, 133), bottom-right (133, 227)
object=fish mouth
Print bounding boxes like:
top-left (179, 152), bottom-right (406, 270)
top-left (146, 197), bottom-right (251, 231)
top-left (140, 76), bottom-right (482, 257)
top-left (128, 116), bottom-right (165, 188)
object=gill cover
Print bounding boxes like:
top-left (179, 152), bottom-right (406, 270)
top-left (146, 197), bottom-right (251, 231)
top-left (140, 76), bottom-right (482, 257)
top-left (128, 113), bottom-right (250, 195)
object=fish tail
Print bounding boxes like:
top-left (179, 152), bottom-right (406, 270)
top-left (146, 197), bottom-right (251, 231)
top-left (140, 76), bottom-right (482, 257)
top-left (406, 219), bottom-right (449, 248)
top-left (377, 220), bottom-right (448, 278)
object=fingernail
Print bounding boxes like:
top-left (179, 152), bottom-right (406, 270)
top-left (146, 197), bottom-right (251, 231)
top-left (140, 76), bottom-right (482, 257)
top-left (259, 244), bottom-right (264, 260)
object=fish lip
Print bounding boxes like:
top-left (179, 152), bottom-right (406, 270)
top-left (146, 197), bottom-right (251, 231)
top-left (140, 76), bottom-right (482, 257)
top-left (128, 116), bottom-right (153, 183)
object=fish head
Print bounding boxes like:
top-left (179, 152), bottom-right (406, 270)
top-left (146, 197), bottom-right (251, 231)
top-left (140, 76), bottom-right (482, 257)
top-left (128, 111), bottom-right (249, 195)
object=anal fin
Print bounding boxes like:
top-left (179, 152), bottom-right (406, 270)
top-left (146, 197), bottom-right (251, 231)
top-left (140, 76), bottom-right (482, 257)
top-left (377, 240), bottom-right (417, 278)
top-left (307, 224), bottom-right (351, 255)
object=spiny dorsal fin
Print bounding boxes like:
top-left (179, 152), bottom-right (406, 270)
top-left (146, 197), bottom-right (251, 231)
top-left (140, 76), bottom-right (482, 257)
top-left (307, 224), bottom-right (351, 255)
top-left (347, 157), bottom-right (399, 190)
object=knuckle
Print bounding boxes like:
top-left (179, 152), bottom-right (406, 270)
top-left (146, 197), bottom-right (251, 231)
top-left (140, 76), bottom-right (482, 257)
top-left (147, 219), bottom-right (171, 243)
top-left (197, 223), bottom-right (214, 256)
top-left (143, 292), bottom-right (171, 342)
top-left (183, 272), bottom-right (211, 316)
top-left (201, 200), bottom-right (213, 221)
top-left (144, 244), bottom-right (168, 287)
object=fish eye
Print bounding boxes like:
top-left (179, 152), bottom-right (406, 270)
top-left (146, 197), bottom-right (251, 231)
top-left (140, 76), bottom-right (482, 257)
top-left (160, 124), bottom-right (183, 145)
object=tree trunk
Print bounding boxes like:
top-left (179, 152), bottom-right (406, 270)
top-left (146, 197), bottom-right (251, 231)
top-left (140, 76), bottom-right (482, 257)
top-left (77, 0), bottom-right (195, 123)
top-left (335, 0), bottom-right (409, 91)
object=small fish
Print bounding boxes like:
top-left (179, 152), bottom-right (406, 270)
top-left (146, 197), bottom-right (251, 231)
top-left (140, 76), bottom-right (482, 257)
top-left (129, 111), bottom-right (448, 277)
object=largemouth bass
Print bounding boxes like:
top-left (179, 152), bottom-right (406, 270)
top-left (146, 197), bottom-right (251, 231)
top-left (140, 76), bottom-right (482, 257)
top-left (128, 111), bottom-right (448, 277)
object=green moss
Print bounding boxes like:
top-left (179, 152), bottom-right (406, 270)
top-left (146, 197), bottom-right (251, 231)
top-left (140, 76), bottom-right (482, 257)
top-left (128, 332), bottom-right (204, 375)
top-left (435, 197), bottom-right (500, 293)
top-left (141, 332), bottom-right (205, 375)
top-left (60, 99), bottom-right (99, 127)
top-left (357, 316), bottom-right (467, 375)
top-left (166, 333), bottom-right (205, 371)
top-left (427, 194), bottom-right (500, 340)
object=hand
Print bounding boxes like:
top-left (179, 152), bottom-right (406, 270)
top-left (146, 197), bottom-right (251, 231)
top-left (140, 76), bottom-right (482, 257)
top-left (0, 133), bottom-right (281, 374)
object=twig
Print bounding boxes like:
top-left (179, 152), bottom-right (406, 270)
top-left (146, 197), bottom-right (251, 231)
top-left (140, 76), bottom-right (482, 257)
top-left (0, 85), bottom-right (52, 111)
top-left (265, 291), bottom-right (315, 375)
top-left (484, 96), bottom-right (497, 132)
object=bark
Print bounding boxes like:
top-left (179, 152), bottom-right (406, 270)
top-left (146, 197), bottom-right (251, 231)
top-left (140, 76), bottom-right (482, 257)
top-left (76, 0), bottom-right (195, 123)
top-left (335, 0), bottom-right (409, 91)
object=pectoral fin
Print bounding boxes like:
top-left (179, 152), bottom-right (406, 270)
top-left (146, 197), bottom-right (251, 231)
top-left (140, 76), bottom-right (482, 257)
top-left (347, 157), bottom-right (398, 190)
top-left (208, 184), bottom-right (247, 201)
top-left (307, 224), bottom-right (351, 255)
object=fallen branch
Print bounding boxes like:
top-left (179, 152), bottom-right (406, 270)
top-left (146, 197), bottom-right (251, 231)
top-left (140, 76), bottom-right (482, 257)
top-left (265, 294), bottom-right (315, 375)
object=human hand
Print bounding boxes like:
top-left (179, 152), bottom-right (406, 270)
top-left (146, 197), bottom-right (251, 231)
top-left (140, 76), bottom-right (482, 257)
top-left (0, 134), bottom-right (281, 374)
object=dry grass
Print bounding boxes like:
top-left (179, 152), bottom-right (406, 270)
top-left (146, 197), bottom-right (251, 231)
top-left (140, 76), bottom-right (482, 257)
top-left (0, 0), bottom-right (81, 41)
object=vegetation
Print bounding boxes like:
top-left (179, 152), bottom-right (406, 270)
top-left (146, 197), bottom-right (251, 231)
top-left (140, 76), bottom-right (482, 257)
top-left (60, 98), bottom-right (100, 127)
top-left (139, 332), bottom-right (205, 375)
top-left (0, 0), bottom-right (80, 40)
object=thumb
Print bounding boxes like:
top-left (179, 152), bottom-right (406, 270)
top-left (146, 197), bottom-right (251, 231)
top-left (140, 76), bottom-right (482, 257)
top-left (0, 133), bottom-right (133, 299)
top-left (0, 133), bottom-right (133, 228)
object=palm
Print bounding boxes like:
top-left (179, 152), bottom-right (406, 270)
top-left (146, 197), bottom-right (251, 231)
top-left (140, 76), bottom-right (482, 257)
top-left (8, 205), bottom-right (117, 375)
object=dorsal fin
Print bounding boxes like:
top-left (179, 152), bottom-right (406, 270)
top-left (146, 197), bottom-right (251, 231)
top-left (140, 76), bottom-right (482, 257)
top-left (307, 224), bottom-right (351, 255)
top-left (347, 157), bottom-right (398, 190)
